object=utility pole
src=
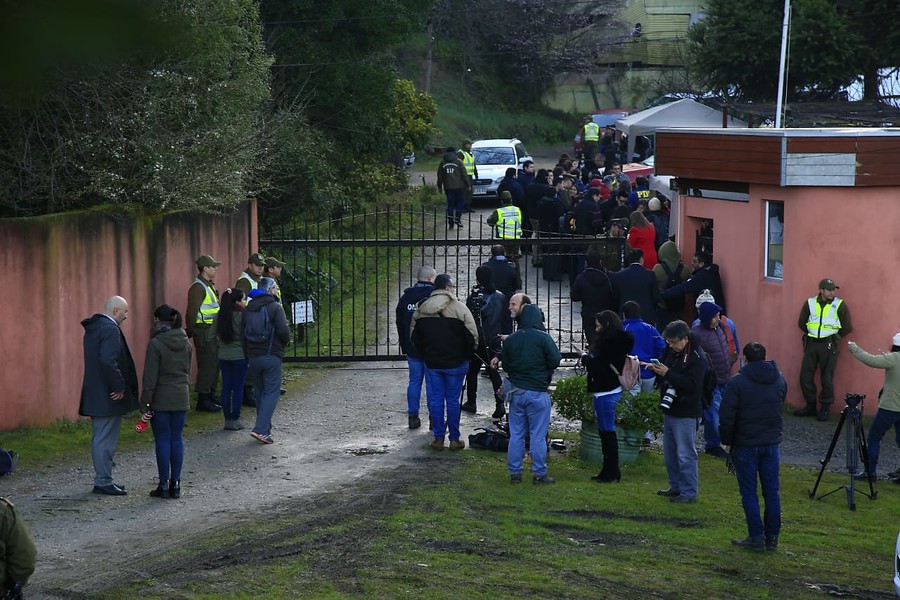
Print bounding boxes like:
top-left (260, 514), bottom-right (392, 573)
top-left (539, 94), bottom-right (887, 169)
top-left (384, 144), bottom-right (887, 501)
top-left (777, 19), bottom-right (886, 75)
top-left (775, 0), bottom-right (791, 128)
top-left (422, 20), bottom-right (433, 93)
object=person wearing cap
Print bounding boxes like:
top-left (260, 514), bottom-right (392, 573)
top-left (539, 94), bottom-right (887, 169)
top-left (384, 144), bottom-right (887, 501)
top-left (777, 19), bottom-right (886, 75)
top-left (263, 256), bottom-right (286, 303)
top-left (457, 139), bottom-right (478, 213)
top-left (592, 217), bottom-right (631, 274)
top-left (647, 195), bottom-right (670, 249)
top-left (653, 240), bottom-right (690, 332)
top-left (691, 301), bottom-right (737, 459)
top-left (692, 289), bottom-right (739, 368)
top-left (186, 255), bottom-right (222, 412)
top-left (437, 147), bottom-right (470, 229)
top-left (847, 333), bottom-right (900, 482)
top-left (235, 253), bottom-right (266, 295)
top-left (486, 190), bottom-right (523, 257)
top-left (795, 278), bottom-right (853, 421)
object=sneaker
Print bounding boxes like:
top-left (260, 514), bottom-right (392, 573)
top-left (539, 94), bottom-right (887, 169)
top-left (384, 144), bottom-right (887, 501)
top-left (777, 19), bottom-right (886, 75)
top-left (657, 488), bottom-right (680, 497)
top-left (765, 536), bottom-right (778, 551)
top-left (455, 220), bottom-right (463, 227)
top-left (460, 401), bottom-right (477, 414)
top-left (793, 405), bottom-right (817, 417)
top-left (408, 414), bottom-right (421, 430)
top-left (510, 472), bottom-right (522, 484)
top-left (533, 474), bottom-right (556, 485)
top-left (232, 419), bottom-right (245, 431)
top-left (223, 420), bottom-right (234, 430)
top-left (250, 431), bottom-right (274, 444)
top-left (449, 440), bottom-right (465, 451)
top-left (853, 471), bottom-right (876, 482)
top-left (430, 439), bottom-right (445, 450)
top-left (447, 222), bottom-right (454, 229)
top-left (670, 495), bottom-right (696, 504)
top-left (732, 537), bottom-right (766, 552)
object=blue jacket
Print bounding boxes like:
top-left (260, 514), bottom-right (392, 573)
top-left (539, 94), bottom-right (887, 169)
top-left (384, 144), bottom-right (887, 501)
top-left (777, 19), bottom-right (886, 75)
top-left (719, 360), bottom-right (786, 447)
top-left (395, 281), bottom-right (434, 357)
top-left (79, 314), bottom-right (139, 418)
top-left (501, 305), bottom-right (561, 391)
top-left (623, 318), bottom-right (665, 379)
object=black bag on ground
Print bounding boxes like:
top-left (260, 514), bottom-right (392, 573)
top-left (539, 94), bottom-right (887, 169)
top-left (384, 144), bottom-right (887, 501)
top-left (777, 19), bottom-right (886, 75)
top-left (0, 448), bottom-right (18, 476)
top-left (468, 425), bottom-right (510, 452)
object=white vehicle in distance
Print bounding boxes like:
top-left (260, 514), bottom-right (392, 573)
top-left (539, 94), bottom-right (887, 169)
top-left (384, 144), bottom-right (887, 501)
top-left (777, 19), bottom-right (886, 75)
top-left (471, 139), bottom-right (532, 200)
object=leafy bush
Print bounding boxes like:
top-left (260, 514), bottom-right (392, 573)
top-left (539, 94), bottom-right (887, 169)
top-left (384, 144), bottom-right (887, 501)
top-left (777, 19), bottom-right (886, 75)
top-left (616, 391), bottom-right (663, 435)
top-left (551, 375), bottom-right (594, 424)
top-left (553, 377), bottom-right (663, 435)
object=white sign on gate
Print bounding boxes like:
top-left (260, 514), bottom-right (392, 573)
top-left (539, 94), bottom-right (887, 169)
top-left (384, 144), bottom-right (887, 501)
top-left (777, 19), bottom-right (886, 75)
top-left (290, 300), bottom-right (315, 324)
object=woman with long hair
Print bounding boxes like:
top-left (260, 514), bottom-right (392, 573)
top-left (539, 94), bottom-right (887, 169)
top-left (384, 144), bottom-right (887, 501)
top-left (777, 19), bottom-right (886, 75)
top-left (141, 305), bottom-right (191, 499)
top-left (211, 288), bottom-right (248, 431)
top-left (581, 310), bottom-right (634, 483)
top-left (627, 210), bottom-right (658, 269)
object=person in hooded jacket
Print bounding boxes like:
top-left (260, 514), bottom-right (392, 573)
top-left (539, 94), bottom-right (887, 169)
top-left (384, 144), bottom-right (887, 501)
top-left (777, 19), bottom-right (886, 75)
top-left (80, 295), bottom-right (139, 496)
top-left (493, 303), bottom-right (561, 484)
top-left (646, 320), bottom-right (708, 503)
top-left (719, 342), bottom-right (787, 552)
top-left (210, 289), bottom-right (249, 431)
top-left (571, 253), bottom-right (618, 346)
top-left (691, 302), bottom-right (736, 460)
top-left (395, 266), bottom-right (436, 430)
top-left (652, 240), bottom-right (690, 333)
top-left (582, 310), bottom-right (634, 483)
top-left (141, 305), bottom-right (192, 499)
top-left (411, 274), bottom-right (478, 451)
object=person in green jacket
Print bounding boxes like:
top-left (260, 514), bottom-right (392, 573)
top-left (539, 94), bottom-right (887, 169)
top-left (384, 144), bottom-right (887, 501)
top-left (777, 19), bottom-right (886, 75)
top-left (210, 289), bottom-right (249, 431)
top-left (141, 305), bottom-right (192, 499)
top-left (0, 496), bottom-right (36, 598)
top-left (493, 297), bottom-right (561, 484)
top-left (847, 332), bottom-right (900, 481)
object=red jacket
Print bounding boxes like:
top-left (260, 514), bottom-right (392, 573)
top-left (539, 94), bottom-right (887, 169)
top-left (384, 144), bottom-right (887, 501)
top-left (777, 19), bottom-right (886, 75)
top-left (627, 224), bottom-right (658, 269)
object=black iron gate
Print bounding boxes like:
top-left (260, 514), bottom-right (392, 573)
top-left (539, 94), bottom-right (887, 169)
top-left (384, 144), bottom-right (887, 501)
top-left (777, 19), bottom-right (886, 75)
top-left (259, 207), bottom-right (626, 362)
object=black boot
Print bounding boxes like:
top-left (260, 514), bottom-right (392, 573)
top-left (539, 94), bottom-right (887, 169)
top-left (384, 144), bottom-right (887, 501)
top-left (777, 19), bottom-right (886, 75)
top-left (460, 401), bottom-right (477, 414)
top-left (492, 399), bottom-right (506, 420)
top-left (197, 393), bottom-right (221, 412)
top-left (793, 403), bottom-right (817, 417)
top-left (596, 431), bottom-right (621, 483)
top-left (149, 480), bottom-right (169, 498)
top-left (169, 479), bottom-right (181, 499)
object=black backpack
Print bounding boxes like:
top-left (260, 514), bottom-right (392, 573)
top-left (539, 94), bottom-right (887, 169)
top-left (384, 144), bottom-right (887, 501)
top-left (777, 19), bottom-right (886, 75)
top-left (659, 262), bottom-right (685, 311)
top-left (243, 305), bottom-right (275, 353)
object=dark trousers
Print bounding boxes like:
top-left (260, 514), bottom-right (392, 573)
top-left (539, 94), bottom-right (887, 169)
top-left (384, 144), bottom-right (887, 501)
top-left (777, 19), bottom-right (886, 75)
top-left (799, 338), bottom-right (838, 406)
top-left (465, 344), bottom-right (501, 404)
top-left (192, 324), bottom-right (218, 395)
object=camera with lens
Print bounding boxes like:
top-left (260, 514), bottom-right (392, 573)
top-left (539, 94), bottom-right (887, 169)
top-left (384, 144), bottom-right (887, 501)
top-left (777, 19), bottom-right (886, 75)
top-left (466, 286), bottom-right (486, 317)
top-left (659, 387), bottom-right (677, 411)
top-left (844, 393), bottom-right (865, 409)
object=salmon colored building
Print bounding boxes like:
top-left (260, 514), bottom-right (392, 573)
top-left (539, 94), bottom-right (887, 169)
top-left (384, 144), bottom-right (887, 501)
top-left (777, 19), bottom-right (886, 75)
top-left (655, 128), bottom-right (900, 417)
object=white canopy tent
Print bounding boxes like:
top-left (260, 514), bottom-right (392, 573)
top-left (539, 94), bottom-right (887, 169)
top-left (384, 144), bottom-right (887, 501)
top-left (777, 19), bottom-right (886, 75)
top-left (617, 99), bottom-right (747, 160)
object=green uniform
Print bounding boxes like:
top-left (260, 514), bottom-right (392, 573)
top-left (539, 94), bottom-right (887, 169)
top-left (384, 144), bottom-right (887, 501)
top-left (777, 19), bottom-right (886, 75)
top-left (0, 497), bottom-right (36, 596)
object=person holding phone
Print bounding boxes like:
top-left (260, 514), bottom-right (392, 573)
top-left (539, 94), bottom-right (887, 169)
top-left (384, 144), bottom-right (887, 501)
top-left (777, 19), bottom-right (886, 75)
top-left (622, 301), bottom-right (665, 395)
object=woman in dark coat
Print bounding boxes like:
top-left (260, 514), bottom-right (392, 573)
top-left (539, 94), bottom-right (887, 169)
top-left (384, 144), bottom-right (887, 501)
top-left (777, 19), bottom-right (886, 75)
top-left (141, 305), bottom-right (192, 499)
top-left (582, 310), bottom-right (634, 483)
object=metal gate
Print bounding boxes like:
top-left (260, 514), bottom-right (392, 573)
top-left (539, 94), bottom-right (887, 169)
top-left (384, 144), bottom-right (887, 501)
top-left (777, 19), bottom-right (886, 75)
top-left (259, 207), bottom-right (626, 362)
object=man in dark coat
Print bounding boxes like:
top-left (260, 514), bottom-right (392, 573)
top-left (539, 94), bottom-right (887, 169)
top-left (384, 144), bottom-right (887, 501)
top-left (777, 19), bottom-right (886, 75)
top-left (720, 342), bottom-right (787, 552)
top-left (395, 265), bottom-right (436, 429)
top-left (523, 168), bottom-right (555, 267)
top-left (571, 253), bottom-right (619, 346)
top-left (662, 250), bottom-right (727, 314)
top-left (80, 295), bottom-right (139, 496)
top-left (611, 249), bottom-right (661, 326)
top-left (481, 245), bottom-right (521, 334)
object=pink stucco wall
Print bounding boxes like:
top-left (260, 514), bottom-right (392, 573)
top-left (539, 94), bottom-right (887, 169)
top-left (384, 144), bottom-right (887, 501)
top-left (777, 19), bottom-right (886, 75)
top-left (0, 202), bottom-right (257, 429)
top-left (677, 187), bottom-right (893, 417)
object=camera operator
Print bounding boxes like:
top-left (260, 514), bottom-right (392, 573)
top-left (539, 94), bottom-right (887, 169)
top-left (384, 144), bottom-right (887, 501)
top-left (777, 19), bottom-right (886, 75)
top-left (462, 266), bottom-right (506, 419)
top-left (645, 320), bottom-right (708, 504)
top-left (847, 332), bottom-right (900, 482)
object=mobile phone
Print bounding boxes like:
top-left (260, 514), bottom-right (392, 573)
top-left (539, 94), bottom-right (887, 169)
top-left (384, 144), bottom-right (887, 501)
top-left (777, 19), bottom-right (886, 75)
top-left (650, 359), bottom-right (661, 366)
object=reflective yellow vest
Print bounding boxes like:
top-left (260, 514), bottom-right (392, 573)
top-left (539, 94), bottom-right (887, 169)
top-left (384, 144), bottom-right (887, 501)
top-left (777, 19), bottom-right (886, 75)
top-left (584, 122), bottom-right (600, 142)
top-left (495, 206), bottom-right (522, 239)
top-left (460, 150), bottom-right (475, 177)
top-left (806, 297), bottom-right (842, 338)
top-left (238, 272), bottom-right (258, 290)
top-left (194, 279), bottom-right (220, 325)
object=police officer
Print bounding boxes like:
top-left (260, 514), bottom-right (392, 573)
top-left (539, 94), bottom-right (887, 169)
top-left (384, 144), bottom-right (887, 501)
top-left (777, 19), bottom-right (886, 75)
top-left (0, 496), bottom-right (36, 598)
top-left (235, 253), bottom-right (266, 295)
top-left (263, 256), bottom-right (286, 302)
top-left (458, 139), bottom-right (478, 213)
top-left (486, 191), bottom-right (523, 258)
top-left (186, 255), bottom-right (222, 412)
top-left (582, 116), bottom-right (600, 162)
top-left (795, 278), bottom-right (853, 421)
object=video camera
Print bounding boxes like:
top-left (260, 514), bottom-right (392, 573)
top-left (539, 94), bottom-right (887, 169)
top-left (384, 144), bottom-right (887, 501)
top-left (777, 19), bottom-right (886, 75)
top-left (844, 393), bottom-right (865, 409)
top-left (466, 286), bottom-right (486, 317)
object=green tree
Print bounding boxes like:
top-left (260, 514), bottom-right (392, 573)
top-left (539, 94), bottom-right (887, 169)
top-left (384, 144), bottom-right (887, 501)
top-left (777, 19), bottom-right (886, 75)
top-left (0, 0), bottom-right (272, 217)
top-left (687, 0), bottom-right (891, 102)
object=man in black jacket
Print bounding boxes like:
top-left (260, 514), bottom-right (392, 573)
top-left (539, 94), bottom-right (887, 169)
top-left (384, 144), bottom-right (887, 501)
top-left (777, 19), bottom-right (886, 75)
top-left (571, 253), bottom-right (618, 346)
top-left (720, 342), bottom-right (787, 552)
top-left (662, 250), bottom-right (727, 314)
top-left (395, 265), bottom-right (436, 429)
top-left (481, 245), bottom-right (521, 335)
top-left (611, 249), bottom-right (661, 326)
top-left (524, 169), bottom-right (554, 267)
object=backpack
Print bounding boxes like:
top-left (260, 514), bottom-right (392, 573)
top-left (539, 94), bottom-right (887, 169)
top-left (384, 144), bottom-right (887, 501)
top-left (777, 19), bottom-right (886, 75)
top-left (468, 425), bottom-right (510, 452)
top-left (659, 262), bottom-right (685, 312)
top-left (0, 448), bottom-right (18, 477)
top-left (243, 305), bottom-right (275, 353)
top-left (609, 354), bottom-right (641, 391)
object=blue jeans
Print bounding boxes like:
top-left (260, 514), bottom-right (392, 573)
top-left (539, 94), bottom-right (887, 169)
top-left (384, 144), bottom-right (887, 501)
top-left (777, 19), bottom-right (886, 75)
top-left (425, 362), bottom-right (468, 441)
top-left (249, 355), bottom-right (283, 437)
top-left (406, 357), bottom-right (426, 416)
top-left (508, 388), bottom-right (552, 477)
top-left (445, 189), bottom-right (465, 223)
top-left (703, 385), bottom-right (724, 450)
top-left (866, 407), bottom-right (900, 476)
top-left (733, 444), bottom-right (781, 539)
top-left (593, 390), bottom-right (621, 432)
top-left (151, 411), bottom-right (187, 481)
top-left (663, 415), bottom-right (700, 499)
top-left (219, 358), bottom-right (249, 421)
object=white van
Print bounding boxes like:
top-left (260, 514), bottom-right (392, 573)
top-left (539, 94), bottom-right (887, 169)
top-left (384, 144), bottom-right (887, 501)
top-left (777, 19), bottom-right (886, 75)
top-left (470, 139), bottom-right (532, 199)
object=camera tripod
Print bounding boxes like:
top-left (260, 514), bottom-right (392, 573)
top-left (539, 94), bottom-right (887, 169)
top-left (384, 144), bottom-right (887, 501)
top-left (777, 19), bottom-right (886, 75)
top-left (809, 393), bottom-right (877, 510)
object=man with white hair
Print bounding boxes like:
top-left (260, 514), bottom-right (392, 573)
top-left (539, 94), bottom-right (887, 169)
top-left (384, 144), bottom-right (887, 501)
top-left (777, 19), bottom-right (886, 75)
top-left (80, 296), bottom-right (139, 495)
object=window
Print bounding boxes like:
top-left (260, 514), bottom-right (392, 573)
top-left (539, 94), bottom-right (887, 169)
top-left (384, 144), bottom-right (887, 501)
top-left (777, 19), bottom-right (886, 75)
top-left (765, 201), bottom-right (784, 279)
